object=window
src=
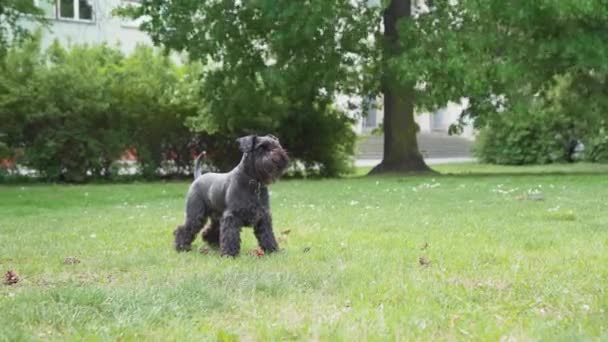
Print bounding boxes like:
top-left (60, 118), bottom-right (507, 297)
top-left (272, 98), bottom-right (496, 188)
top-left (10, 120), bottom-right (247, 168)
top-left (33, 0), bottom-right (94, 21)
top-left (59, 0), bottom-right (74, 18)
top-left (78, 0), bottom-right (93, 20)
top-left (58, 0), bottom-right (94, 21)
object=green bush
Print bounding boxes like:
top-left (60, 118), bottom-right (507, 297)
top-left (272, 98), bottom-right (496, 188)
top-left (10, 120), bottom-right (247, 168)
top-left (475, 76), bottom-right (607, 165)
top-left (112, 47), bottom-right (202, 178)
top-left (474, 109), bottom-right (578, 165)
top-left (474, 110), bottom-right (608, 165)
top-left (584, 126), bottom-right (608, 162)
top-left (0, 38), bottom-right (203, 181)
top-left (1, 37), bottom-right (358, 181)
top-left (277, 107), bottom-right (355, 176)
top-left (1, 40), bottom-right (130, 181)
top-left (188, 66), bottom-right (357, 177)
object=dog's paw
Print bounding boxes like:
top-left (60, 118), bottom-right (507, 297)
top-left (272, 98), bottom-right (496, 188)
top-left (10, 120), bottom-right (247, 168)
top-left (174, 244), bottom-right (192, 252)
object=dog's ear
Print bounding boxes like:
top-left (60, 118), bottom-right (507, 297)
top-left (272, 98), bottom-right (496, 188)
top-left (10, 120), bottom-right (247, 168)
top-left (237, 135), bottom-right (256, 153)
top-left (266, 134), bottom-right (279, 142)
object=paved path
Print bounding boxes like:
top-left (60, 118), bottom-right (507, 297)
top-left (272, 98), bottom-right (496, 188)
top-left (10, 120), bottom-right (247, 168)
top-left (357, 133), bottom-right (474, 160)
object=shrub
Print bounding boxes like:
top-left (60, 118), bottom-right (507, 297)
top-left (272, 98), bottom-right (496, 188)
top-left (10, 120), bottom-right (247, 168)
top-left (187, 109), bottom-right (356, 177)
top-left (475, 76), bottom-right (607, 165)
top-left (188, 66), bottom-right (357, 176)
top-left (474, 109), bottom-right (579, 165)
top-left (1, 37), bottom-right (358, 181)
top-left (584, 126), bottom-right (608, 162)
top-left (0, 39), bottom-right (204, 181)
top-left (277, 107), bottom-right (355, 176)
top-left (112, 47), bottom-right (203, 178)
top-left (0, 40), bottom-right (129, 181)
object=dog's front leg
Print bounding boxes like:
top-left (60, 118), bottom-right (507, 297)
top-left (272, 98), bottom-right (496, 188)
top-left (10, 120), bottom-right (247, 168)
top-left (254, 213), bottom-right (279, 253)
top-left (220, 213), bottom-right (243, 257)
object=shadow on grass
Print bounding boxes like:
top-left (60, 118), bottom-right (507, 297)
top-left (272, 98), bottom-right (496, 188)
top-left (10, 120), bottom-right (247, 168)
top-left (3, 162), bottom-right (608, 185)
top-left (436, 171), bottom-right (608, 178)
top-left (354, 162), bottom-right (608, 178)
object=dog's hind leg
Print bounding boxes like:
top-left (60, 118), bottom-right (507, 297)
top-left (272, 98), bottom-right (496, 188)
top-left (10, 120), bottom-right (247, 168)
top-left (201, 219), bottom-right (220, 247)
top-left (174, 194), bottom-right (207, 252)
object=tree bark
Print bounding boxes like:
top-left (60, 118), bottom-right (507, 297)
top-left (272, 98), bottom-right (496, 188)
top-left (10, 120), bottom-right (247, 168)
top-left (369, 0), bottom-right (432, 174)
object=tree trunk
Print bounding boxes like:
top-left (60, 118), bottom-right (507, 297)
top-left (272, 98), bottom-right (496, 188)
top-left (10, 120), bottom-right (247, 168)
top-left (369, 0), bottom-right (432, 174)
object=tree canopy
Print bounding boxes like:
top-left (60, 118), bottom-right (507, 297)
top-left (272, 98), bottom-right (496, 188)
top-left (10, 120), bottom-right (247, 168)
top-left (120, 0), bottom-right (608, 172)
top-left (0, 0), bottom-right (46, 57)
top-left (400, 0), bottom-right (608, 131)
top-left (122, 1), bottom-right (380, 128)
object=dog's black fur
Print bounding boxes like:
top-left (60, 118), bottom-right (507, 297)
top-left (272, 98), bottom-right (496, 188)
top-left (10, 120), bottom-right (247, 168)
top-left (173, 134), bottom-right (289, 256)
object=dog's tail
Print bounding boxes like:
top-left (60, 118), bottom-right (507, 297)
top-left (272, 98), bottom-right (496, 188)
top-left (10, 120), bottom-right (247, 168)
top-left (193, 151), bottom-right (206, 180)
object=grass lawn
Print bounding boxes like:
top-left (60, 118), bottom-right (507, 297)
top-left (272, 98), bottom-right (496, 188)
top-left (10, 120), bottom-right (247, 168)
top-left (1, 163), bottom-right (607, 340)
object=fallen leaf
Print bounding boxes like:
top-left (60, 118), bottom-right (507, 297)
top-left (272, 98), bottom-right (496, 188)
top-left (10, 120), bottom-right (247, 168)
top-left (4, 270), bottom-right (19, 285)
top-left (63, 256), bottom-right (81, 265)
top-left (419, 256), bottom-right (431, 267)
top-left (450, 315), bottom-right (460, 328)
top-left (281, 229), bottom-right (291, 235)
top-left (251, 247), bottom-right (265, 257)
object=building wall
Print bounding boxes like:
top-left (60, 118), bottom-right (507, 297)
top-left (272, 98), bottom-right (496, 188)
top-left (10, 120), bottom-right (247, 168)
top-left (351, 95), bottom-right (475, 140)
top-left (25, 0), bottom-right (151, 55)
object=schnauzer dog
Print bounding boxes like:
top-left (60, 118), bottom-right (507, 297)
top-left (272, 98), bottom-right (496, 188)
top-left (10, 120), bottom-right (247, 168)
top-left (173, 134), bottom-right (289, 256)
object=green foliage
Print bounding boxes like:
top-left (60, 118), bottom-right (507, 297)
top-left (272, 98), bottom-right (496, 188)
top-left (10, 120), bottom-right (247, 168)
top-left (0, 38), bottom-right (202, 181)
top-left (400, 0), bottom-right (608, 119)
top-left (26, 42), bottom-right (129, 182)
top-left (474, 75), bottom-right (608, 164)
top-left (0, 0), bottom-right (46, 56)
top-left (1, 39), bottom-right (125, 181)
top-left (118, 0), bottom-right (380, 176)
top-left (113, 47), bottom-right (202, 178)
top-left (278, 107), bottom-right (356, 176)
top-left (474, 110), bottom-right (578, 165)
top-left (396, 0), bottom-right (608, 164)
top-left (585, 127), bottom-right (608, 162)
top-left (1, 32), bottom-right (359, 180)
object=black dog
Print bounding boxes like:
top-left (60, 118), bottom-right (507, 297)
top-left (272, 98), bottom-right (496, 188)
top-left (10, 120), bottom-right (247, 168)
top-left (174, 134), bottom-right (289, 256)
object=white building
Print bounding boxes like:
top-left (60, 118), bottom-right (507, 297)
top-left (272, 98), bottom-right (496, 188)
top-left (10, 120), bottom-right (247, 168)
top-left (341, 94), bottom-right (474, 140)
top-left (28, 0), bottom-right (150, 54)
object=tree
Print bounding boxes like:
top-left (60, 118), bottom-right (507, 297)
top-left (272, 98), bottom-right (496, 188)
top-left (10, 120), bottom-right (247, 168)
top-left (119, 0), bottom-right (438, 175)
top-left (397, 0), bottom-right (608, 146)
top-left (370, 0), bottom-right (431, 174)
top-left (0, 0), bottom-right (46, 57)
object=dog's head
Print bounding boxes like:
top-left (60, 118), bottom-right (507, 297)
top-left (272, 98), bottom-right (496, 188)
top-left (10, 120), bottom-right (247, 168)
top-left (237, 134), bottom-right (289, 184)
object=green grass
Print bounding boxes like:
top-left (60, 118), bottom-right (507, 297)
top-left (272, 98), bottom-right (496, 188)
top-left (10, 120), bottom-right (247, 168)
top-left (1, 163), bottom-right (607, 340)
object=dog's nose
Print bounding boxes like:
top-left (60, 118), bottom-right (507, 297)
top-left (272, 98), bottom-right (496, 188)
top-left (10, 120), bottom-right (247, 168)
top-left (272, 150), bottom-right (289, 166)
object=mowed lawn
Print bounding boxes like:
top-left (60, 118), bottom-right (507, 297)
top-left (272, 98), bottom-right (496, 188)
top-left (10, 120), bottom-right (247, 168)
top-left (1, 164), bottom-right (607, 340)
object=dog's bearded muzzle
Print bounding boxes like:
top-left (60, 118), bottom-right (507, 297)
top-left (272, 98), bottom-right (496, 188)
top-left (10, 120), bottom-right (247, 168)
top-left (255, 148), bottom-right (289, 184)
